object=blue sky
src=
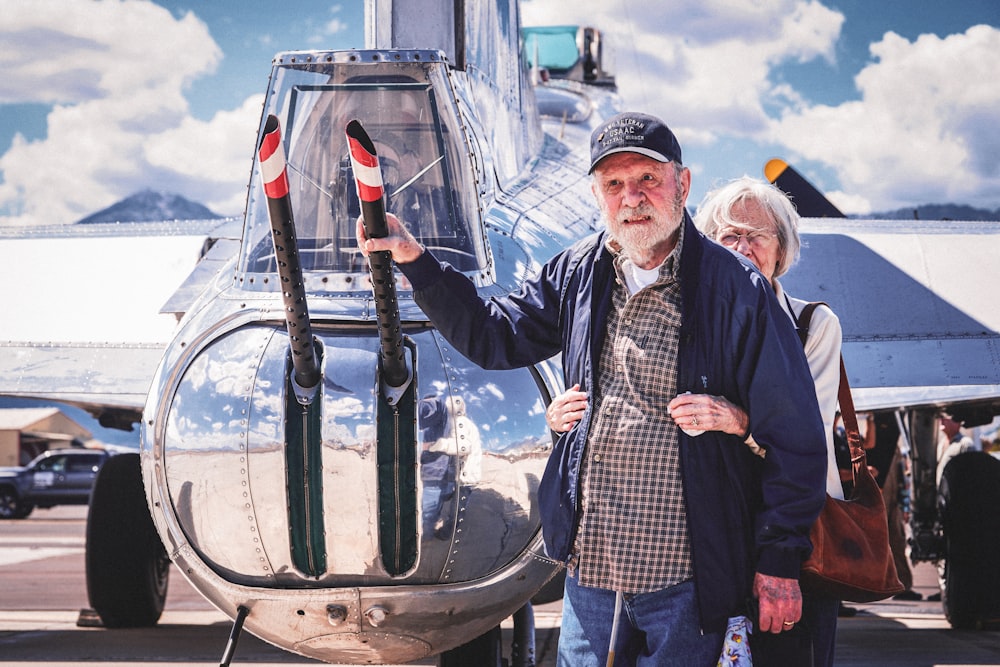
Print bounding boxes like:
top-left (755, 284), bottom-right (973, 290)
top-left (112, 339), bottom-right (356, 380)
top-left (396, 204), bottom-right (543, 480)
top-left (1, 0), bottom-right (997, 225)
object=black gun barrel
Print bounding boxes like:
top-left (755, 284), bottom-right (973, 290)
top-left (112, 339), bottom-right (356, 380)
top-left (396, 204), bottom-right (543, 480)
top-left (258, 114), bottom-right (320, 391)
top-left (346, 120), bottom-right (408, 389)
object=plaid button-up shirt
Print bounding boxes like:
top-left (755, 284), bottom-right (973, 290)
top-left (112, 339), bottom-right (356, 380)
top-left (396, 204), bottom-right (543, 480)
top-left (573, 228), bottom-right (692, 594)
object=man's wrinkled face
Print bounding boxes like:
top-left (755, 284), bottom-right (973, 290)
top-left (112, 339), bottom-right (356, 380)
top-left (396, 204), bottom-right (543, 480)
top-left (592, 152), bottom-right (690, 268)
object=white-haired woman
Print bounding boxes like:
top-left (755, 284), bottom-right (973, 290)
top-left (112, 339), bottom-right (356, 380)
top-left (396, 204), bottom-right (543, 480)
top-left (685, 176), bottom-right (843, 500)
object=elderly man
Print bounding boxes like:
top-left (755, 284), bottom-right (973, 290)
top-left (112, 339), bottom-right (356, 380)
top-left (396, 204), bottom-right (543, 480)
top-left (358, 112), bottom-right (827, 666)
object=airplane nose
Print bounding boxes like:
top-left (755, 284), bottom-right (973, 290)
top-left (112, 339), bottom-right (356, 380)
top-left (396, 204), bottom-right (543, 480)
top-left (145, 322), bottom-right (560, 661)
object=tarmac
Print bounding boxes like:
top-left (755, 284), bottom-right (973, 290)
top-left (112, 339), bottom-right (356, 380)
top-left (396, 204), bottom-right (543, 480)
top-left (3, 506), bottom-right (1000, 666)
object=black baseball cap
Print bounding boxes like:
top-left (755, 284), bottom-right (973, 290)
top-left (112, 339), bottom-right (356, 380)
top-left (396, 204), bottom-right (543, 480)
top-left (589, 112), bottom-right (683, 173)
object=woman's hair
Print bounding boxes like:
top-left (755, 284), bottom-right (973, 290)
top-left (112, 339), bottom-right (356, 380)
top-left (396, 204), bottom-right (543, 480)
top-left (694, 176), bottom-right (801, 278)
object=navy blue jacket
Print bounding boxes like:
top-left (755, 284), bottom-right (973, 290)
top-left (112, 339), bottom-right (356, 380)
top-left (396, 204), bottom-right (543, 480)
top-left (399, 213), bottom-right (827, 632)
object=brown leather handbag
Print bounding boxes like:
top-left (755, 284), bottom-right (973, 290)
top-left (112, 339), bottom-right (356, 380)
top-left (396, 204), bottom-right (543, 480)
top-left (795, 303), bottom-right (905, 602)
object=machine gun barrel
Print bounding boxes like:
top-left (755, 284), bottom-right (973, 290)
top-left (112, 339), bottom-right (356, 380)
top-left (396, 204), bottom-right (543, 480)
top-left (346, 119), bottom-right (408, 389)
top-left (258, 114), bottom-right (321, 394)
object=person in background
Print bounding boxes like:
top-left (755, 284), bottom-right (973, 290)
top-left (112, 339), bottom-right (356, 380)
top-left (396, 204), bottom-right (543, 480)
top-left (929, 412), bottom-right (980, 603)
top-left (863, 412), bottom-right (921, 602)
top-left (937, 413), bottom-right (976, 485)
top-left (361, 113), bottom-right (828, 666)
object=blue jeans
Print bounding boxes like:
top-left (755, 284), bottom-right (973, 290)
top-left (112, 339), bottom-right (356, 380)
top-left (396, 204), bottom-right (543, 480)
top-left (558, 575), bottom-right (724, 666)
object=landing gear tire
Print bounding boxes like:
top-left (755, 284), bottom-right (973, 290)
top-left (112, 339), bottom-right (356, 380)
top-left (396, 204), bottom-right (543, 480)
top-left (0, 487), bottom-right (33, 519)
top-left (939, 451), bottom-right (1000, 629)
top-left (85, 452), bottom-right (170, 628)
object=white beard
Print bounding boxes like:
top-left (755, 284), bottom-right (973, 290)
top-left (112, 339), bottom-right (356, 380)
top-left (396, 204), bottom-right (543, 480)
top-left (609, 199), bottom-right (684, 268)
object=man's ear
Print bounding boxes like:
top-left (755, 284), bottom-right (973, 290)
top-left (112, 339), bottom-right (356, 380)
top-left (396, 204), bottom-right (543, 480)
top-left (679, 165), bottom-right (692, 204)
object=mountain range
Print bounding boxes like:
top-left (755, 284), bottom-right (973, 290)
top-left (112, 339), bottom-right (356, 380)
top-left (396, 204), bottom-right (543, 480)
top-left (863, 204), bottom-right (1000, 221)
top-left (77, 190), bottom-right (998, 225)
top-left (75, 190), bottom-right (223, 224)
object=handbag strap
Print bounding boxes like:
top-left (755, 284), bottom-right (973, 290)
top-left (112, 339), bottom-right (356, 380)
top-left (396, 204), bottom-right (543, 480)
top-left (793, 300), bottom-right (866, 469)
top-left (789, 296), bottom-right (823, 348)
top-left (837, 359), bottom-right (864, 462)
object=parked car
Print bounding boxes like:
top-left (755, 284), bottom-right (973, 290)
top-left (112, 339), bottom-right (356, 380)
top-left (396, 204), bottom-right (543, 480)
top-left (0, 448), bottom-right (114, 519)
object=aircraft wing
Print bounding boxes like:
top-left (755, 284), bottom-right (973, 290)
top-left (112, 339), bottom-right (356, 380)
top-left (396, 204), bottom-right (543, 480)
top-left (783, 217), bottom-right (1000, 416)
top-left (0, 219), bottom-right (241, 421)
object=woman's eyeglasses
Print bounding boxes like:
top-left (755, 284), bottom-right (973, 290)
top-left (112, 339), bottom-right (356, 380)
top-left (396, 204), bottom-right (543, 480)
top-left (718, 230), bottom-right (775, 248)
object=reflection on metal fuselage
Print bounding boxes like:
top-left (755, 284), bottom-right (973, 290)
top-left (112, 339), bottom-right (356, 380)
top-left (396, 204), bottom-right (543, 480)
top-left (161, 324), bottom-right (551, 586)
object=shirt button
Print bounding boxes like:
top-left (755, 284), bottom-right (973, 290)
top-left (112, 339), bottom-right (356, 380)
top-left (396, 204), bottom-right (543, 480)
top-left (593, 453), bottom-right (602, 463)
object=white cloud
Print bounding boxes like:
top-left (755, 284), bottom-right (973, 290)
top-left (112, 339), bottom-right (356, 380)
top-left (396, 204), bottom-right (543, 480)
top-left (308, 4), bottom-right (349, 45)
top-left (771, 25), bottom-right (1000, 212)
top-left (522, 0), bottom-right (844, 144)
top-left (322, 3), bottom-right (348, 37)
top-left (324, 19), bottom-right (348, 35)
top-left (0, 0), bottom-right (257, 224)
top-left (0, 1), bottom-right (218, 106)
top-left (144, 94), bottom-right (265, 216)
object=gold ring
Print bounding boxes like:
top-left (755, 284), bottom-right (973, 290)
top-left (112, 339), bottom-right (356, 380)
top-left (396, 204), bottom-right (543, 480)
top-left (692, 416), bottom-right (699, 426)
top-left (782, 621), bottom-right (794, 626)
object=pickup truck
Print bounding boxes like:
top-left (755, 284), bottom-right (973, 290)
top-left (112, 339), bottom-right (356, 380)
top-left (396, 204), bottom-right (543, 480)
top-left (0, 448), bottom-right (114, 519)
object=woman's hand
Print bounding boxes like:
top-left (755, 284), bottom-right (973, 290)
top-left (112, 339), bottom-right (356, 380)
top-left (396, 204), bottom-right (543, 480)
top-left (667, 392), bottom-right (748, 437)
top-left (546, 384), bottom-right (588, 433)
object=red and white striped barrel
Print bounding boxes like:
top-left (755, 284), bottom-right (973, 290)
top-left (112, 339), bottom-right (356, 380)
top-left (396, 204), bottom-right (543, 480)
top-left (258, 116), bottom-right (289, 199)
top-left (346, 121), bottom-right (385, 205)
